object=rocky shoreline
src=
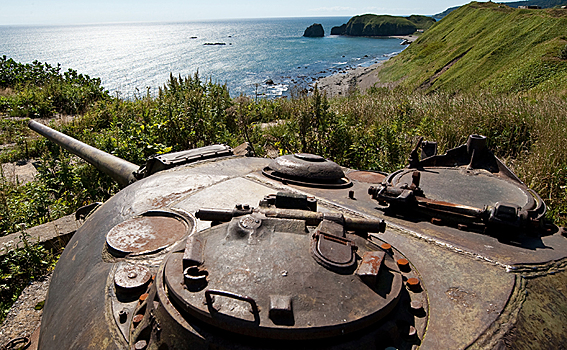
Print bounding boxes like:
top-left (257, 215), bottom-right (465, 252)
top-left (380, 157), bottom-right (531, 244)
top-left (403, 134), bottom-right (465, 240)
top-left (316, 35), bottom-right (416, 96)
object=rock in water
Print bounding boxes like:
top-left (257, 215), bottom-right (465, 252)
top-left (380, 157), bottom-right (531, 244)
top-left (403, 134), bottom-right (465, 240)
top-left (303, 23), bottom-right (324, 37)
top-left (331, 24), bottom-right (347, 35)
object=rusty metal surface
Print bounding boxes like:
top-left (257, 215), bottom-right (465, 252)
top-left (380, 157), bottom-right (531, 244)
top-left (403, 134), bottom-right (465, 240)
top-left (495, 269), bottom-right (567, 350)
top-left (346, 171), bottom-right (387, 184)
top-left (34, 152), bottom-right (567, 350)
top-left (114, 264), bottom-right (152, 290)
top-left (37, 159), bottom-right (268, 350)
top-left (392, 167), bottom-right (532, 210)
top-left (262, 153), bottom-right (351, 188)
top-left (164, 220), bottom-right (404, 340)
top-left (371, 228), bottom-right (516, 349)
top-left (290, 178), bottom-right (567, 268)
top-left (142, 144), bottom-right (233, 176)
top-left (106, 212), bottom-right (190, 255)
top-left (174, 176), bottom-right (275, 232)
top-left (155, 235), bottom-right (428, 349)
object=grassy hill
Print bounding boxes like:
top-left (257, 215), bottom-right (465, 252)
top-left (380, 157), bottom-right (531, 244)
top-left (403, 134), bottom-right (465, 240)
top-left (378, 2), bottom-right (567, 95)
top-left (433, 0), bottom-right (567, 19)
top-left (331, 14), bottom-right (435, 36)
top-left (502, 0), bottom-right (567, 8)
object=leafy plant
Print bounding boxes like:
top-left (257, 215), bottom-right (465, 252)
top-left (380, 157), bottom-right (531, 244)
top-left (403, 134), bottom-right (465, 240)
top-left (560, 44), bottom-right (567, 59)
top-left (0, 233), bottom-right (58, 323)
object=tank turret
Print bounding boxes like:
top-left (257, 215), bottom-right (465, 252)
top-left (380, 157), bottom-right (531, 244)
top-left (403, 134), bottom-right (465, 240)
top-left (27, 122), bottom-right (567, 350)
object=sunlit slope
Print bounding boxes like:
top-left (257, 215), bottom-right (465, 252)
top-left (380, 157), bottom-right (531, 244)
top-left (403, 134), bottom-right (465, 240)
top-left (377, 2), bottom-right (567, 94)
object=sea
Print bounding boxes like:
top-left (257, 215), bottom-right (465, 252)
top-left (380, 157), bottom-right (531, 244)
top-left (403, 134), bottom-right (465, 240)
top-left (0, 18), bottom-right (405, 98)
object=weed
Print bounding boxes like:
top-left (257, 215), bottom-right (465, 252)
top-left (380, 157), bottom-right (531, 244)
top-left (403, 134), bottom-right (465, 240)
top-left (0, 232), bottom-right (58, 323)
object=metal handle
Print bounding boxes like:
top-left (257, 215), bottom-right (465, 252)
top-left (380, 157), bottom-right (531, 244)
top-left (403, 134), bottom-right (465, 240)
top-left (205, 289), bottom-right (259, 316)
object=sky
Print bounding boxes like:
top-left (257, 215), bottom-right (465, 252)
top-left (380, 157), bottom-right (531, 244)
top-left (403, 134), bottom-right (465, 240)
top-left (0, 0), bottom-right (478, 26)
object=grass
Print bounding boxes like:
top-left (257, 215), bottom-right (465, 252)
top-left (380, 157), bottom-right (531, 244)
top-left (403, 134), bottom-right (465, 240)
top-left (0, 233), bottom-right (58, 323)
top-left (377, 2), bottom-right (567, 95)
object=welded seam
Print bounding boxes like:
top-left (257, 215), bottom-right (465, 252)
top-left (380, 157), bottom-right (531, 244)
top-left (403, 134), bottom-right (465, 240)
top-left (465, 274), bottom-right (526, 350)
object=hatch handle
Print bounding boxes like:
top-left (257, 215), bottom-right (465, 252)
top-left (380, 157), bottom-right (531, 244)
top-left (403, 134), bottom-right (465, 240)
top-left (205, 289), bottom-right (260, 317)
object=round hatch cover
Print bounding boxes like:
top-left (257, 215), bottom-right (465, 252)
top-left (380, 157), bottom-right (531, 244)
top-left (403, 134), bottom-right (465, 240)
top-left (114, 264), bottom-right (152, 290)
top-left (106, 211), bottom-right (194, 255)
top-left (163, 216), bottom-right (402, 340)
top-left (391, 167), bottom-right (533, 210)
top-left (262, 153), bottom-right (351, 188)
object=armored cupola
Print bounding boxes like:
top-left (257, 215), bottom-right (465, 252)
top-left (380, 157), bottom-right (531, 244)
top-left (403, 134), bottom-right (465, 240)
top-left (262, 153), bottom-right (351, 188)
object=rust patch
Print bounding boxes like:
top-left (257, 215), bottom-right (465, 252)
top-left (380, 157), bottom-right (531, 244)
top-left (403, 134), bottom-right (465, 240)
top-left (347, 171), bottom-right (387, 184)
top-left (446, 287), bottom-right (477, 308)
top-left (150, 190), bottom-right (195, 208)
top-left (106, 213), bottom-right (190, 255)
top-left (114, 265), bottom-right (152, 290)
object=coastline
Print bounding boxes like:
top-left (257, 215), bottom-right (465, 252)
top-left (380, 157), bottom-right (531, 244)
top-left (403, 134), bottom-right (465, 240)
top-left (315, 35), bottom-right (416, 97)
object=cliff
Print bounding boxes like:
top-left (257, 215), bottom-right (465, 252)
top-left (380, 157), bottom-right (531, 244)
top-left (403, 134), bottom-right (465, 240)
top-left (331, 14), bottom-right (435, 36)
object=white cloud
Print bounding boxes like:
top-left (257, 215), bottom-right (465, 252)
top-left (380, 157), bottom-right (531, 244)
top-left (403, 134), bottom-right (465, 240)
top-left (307, 6), bottom-right (357, 13)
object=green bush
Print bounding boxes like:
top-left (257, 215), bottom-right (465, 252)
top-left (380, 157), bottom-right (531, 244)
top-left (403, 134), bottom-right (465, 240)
top-left (560, 44), bottom-right (567, 59)
top-left (0, 233), bottom-right (58, 323)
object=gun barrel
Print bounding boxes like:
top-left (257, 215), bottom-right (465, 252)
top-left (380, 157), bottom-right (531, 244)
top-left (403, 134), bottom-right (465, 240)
top-left (28, 120), bottom-right (139, 187)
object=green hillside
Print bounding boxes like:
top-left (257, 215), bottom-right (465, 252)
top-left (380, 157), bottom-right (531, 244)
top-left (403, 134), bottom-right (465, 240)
top-left (433, 0), bottom-right (567, 19)
top-left (331, 14), bottom-right (435, 36)
top-left (378, 2), bottom-right (567, 95)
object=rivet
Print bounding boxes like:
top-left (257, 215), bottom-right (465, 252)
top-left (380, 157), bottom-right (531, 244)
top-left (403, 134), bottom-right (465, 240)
top-left (458, 224), bottom-right (467, 230)
top-left (133, 314), bottom-right (144, 325)
top-left (139, 293), bottom-right (149, 302)
top-left (134, 340), bottom-right (147, 350)
top-left (407, 277), bottom-right (421, 291)
top-left (410, 300), bottom-right (423, 311)
top-left (431, 217), bottom-right (442, 225)
top-left (128, 272), bottom-right (138, 279)
top-left (408, 325), bottom-right (417, 337)
top-left (397, 258), bottom-right (410, 272)
top-left (381, 243), bottom-right (392, 251)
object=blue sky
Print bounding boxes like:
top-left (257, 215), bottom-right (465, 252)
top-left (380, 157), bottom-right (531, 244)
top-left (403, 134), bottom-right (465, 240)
top-left (0, 0), bottom-right (482, 25)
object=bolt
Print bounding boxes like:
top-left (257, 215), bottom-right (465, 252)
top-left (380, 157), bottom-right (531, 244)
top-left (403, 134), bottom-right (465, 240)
top-left (134, 340), bottom-right (147, 350)
top-left (407, 277), bottom-right (421, 292)
top-left (128, 272), bottom-right (138, 279)
top-left (410, 300), bottom-right (423, 311)
top-left (411, 171), bottom-right (420, 188)
top-left (457, 224), bottom-right (467, 230)
top-left (348, 190), bottom-right (355, 199)
top-left (408, 325), bottom-right (417, 337)
top-left (236, 204), bottom-right (243, 210)
top-left (397, 258), bottom-right (410, 272)
top-left (133, 314), bottom-right (144, 325)
top-left (119, 309), bottom-right (128, 323)
top-left (431, 217), bottom-right (442, 225)
top-left (381, 243), bottom-right (392, 251)
top-left (243, 204), bottom-right (250, 210)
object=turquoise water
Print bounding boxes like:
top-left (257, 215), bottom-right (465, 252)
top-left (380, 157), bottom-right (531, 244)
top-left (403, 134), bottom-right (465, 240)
top-left (0, 18), bottom-right (405, 97)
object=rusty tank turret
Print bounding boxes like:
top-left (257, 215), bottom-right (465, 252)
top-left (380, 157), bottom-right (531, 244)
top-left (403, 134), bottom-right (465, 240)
top-left (27, 120), bottom-right (567, 350)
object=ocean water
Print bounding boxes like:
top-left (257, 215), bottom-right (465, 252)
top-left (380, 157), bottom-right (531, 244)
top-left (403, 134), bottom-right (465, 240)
top-left (0, 18), bottom-right (405, 98)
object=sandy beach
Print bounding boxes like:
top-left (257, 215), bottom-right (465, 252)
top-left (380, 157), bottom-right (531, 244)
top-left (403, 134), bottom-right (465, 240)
top-left (316, 35), bottom-right (417, 97)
